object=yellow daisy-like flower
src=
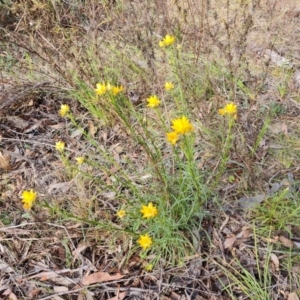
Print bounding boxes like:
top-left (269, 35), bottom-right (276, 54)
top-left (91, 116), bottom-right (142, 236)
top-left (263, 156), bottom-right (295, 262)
top-left (166, 131), bottom-right (179, 145)
top-left (21, 189), bottom-right (37, 210)
top-left (147, 95), bottom-right (161, 108)
top-left (144, 263), bottom-right (153, 271)
top-left (140, 202), bottom-right (158, 219)
top-left (159, 34), bottom-right (176, 47)
top-left (75, 157), bottom-right (85, 164)
top-left (218, 102), bottom-right (237, 117)
top-left (95, 83), bottom-right (107, 95)
top-left (171, 116), bottom-right (194, 135)
top-left (116, 210), bottom-right (126, 218)
top-left (59, 104), bottom-right (70, 117)
top-left (164, 82), bottom-right (174, 91)
top-left (55, 141), bottom-right (65, 152)
top-left (138, 234), bottom-right (153, 250)
top-left (112, 86), bottom-right (124, 96)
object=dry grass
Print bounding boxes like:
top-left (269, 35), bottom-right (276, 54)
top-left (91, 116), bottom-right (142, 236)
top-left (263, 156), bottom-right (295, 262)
top-left (1, 0), bottom-right (300, 299)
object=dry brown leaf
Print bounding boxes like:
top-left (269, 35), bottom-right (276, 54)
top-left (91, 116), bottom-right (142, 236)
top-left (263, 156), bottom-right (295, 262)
top-left (53, 286), bottom-right (69, 293)
top-left (72, 242), bottom-right (94, 261)
top-left (88, 120), bottom-right (97, 137)
top-left (170, 291), bottom-right (181, 300)
top-left (288, 292), bottom-right (299, 300)
top-left (223, 236), bottom-right (236, 249)
top-left (7, 292), bottom-right (18, 300)
top-left (81, 272), bottom-right (124, 286)
top-left (278, 235), bottom-right (295, 248)
top-left (52, 296), bottom-right (65, 300)
top-left (6, 116), bottom-right (29, 129)
top-left (262, 236), bottom-right (279, 244)
top-left (49, 122), bottom-right (66, 129)
top-left (2, 289), bottom-right (12, 296)
top-left (281, 123), bottom-right (288, 136)
top-left (0, 151), bottom-right (10, 170)
top-left (107, 291), bottom-right (128, 300)
top-left (270, 253), bottom-right (279, 271)
top-left (29, 269), bottom-right (72, 280)
top-left (0, 260), bottom-right (14, 273)
top-left (236, 226), bottom-right (251, 239)
top-left (48, 180), bottom-right (73, 194)
top-left (27, 288), bottom-right (41, 298)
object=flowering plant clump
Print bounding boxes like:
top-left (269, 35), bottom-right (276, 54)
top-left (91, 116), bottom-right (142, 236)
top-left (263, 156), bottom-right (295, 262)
top-left (55, 141), bottom-right (65, 152)
top-left (164, 82), bottom-right (174, 91)
top-left (21, 189), bottom-right (37, 210)
top-left (116, 210), bottom-right (126, 218)
top-left (218, 102), bottom-right (238, 118)
top-left (159, 34), bottom-right (176, 47)
top-left (59, 104), bottom-right (70, 117)
top-left (140, 202), bottom-right (158, 219)
top-left (146, 95), bottom-right (161, 108)
top-left (171, 116), bottom-right (194, 135)
top-left (166, 131), bottom-right (179, 145)
top-left (138, 234), bottom-right (153, 250)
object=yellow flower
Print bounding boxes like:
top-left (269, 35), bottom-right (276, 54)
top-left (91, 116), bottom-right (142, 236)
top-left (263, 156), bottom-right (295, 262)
top-left (144, 263), bottom-right (153, 271)
top-left (159, 34), bottom-right (176, 47)
top-left (106, 82), bottom-right (112, 91)
top-left (55, 141), bottom-right (65, 152)
top-left (95, 83), bottom-right (107, 95)
top-left (164, 82), bottom-right (174, 91)
top-left (166, 131), bottom-right (179, 145)
top-left (147, 95), bottom-right (161, 108)
top-left (75, 157), bottom-right (85, 164)
top-left (21, 189), bottom-right (37, 210)
top-left (138, 234), bottom-right (153, 250)
top-left (171, 116), bottom-right (194, 135)
top-left (59, 104), bottom-right (70, 117)
top-left (112, 86), bottom-right (124, 96)
top-left (116, 210), bottom-right (126, 218)
top-left (140, 202), bottom-right (158, 219)
top-left (218, 102), bottom-right (237, 117)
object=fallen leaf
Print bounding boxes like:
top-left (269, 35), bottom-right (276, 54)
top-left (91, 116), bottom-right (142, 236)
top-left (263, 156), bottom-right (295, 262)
top-left (270, 253), bottom-right (279, 271)
top-left (53, 286), bottom-right (69, 293)
top-left (72, 242), bottom-right (94, 261)
top-left (262, 49), bottom-right (292, 68)
top-left (293, 241), bottom-right (300, 248)
top-left (27, 288), bottom-right (41, 298)
top-left (107, 291), bottom-right (128, 300)
top-left (88, 120), bottom-right (97, 137)
top-left (236, 226), bottom-right (251, 239)
top-left (0, 151), bottom-right (10, 170)
top-left (223, 236), bottom-right (236, 249)
top-left (238, 194), bottom-right (266, 209)
top-left (52, 296), bottom-right (65, 300)
top-left (170, 291), bottom-right (181, 300)
top-left (0, 260), bottom-right (14, 273)
top-left (102, 192), bottom-right (116, 200)
top-left (288, 292), bottom-right (299, 300)
top-left (81, 272), bottom-right (124, 285)
top-left (48, 181), bottom-right (73, 194)
top-left (278, 235), bottom-right (295, 248)
top-left (7, 293), bottom-right (18, 300)
top-left (6, 116), bottom-right (29, 129)
top-left (49, 123), bottom-right (65, 129)
top-left (29, 269), bottom-right (73, 280)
